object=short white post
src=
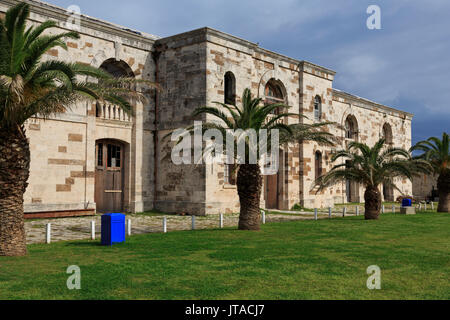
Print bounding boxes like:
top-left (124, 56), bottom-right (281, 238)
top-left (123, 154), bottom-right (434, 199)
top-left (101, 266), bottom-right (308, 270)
top-left (191, 215), bottom-right (196, 230)
top-left (220, 213), bottom-right (224, 228)
top-left (91, 221), bottom-right (96, 240)
top-left (382, 205), bottom-right (385, 214)
top-left (431, 202), bottom-right (434, 210)
top-left (163, 217), bottom-right (167, 233)
top-left (392, 205), bottom-right (395, 214)
top-left (314, 208), bottom-right (318, 221)
top-left (127, 219), bottom-right (131, 236)
top-left (343, 207), bottom-right (347, 217)
top-left (262, 211), bottom-right (266, 224)
top-left (356, 206), bottom-right (360, 216)
top-left (328, 207), bottom-right (332, 219)
top-left (425, 203), bottom-right (427, 211)
top-left (419, 203), bottom-right (422, 210)
top-left (46, 223), bottom-right (51, 244)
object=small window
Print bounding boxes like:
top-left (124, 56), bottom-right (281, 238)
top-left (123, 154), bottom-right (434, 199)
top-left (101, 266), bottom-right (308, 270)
top-left (107, 144), bottom-right (121, 168)
top-left (224, 164), bottom-right (236, 185)
top-left (314, 96), bottom-right (322, 121)
top-left (97, 143), bottom-right (103, 167)
top-left (224, 72), bottom-right (236, 105)
top-left (382, 123), bottom-right (393, 145)
top-left (315, 151), bottom-right (322, 180)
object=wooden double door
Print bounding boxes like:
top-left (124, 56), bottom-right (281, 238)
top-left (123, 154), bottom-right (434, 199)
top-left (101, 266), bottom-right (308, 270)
top-left (95, 140), bottom-right (125, 213)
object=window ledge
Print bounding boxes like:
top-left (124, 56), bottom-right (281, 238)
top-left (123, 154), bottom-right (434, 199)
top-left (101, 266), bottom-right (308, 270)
top-left (223, 184), bottom-right (237, 190)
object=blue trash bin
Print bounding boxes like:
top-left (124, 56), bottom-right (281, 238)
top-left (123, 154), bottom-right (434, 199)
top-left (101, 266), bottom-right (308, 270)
top-left (101, 213), bottom-right (126, 246)
top-left (402, 199), bottom-right (412, 207)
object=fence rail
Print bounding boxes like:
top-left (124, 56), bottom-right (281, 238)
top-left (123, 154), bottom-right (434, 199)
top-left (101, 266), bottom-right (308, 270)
top-left (29, 204), bottom-right (437, 245)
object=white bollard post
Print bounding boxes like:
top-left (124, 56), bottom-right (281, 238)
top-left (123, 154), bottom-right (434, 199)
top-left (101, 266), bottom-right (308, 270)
top-left (343, 207), bottom-right (347, 217)
top-left (163, 217), bottom-right (167, 233)
top-left (91, 221), bottom-right (96, 240)
top-left (382, 205), bottom-right (385, 214)
top-left (192, 215), bottom-right (196, 230)
top-left (314, 209), bottom-right (318, 221)
top-left (329, 207), bottom-right (332, 219)
top-left (431, 202), bottom-right (434, 210)
top-left (392, 205), bottom-right (395, 214)
top-left (262, 211), bottom-right (266, 224)
top-left (419, 203), bottom-right (422, 210)
top-left (46, 223), bottom-right (51, 244)
top-left (220, 213), bottom-right (224, 228)
top-left (356, 206), bottom-right (360, 216)
top-left (425, 203), bottom-right (427, 211)
top-left (127, 219), bottom-right (131, 236)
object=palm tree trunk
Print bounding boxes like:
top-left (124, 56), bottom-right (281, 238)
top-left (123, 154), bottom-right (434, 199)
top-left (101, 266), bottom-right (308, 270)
top-left (364, 185), bottom-right (381, 220)
top-left (437, 169), bottom-right (450, 213)
top-left (237, 164), bottom-right (262, 231)
top-left (0, 126), bottom-right (30, 256)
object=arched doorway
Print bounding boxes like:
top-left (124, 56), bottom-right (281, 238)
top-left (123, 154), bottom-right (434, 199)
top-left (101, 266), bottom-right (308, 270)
top-left (95, 140), bottom-right (125, 213)
top-left (264, 79), bottom-right (286, 209)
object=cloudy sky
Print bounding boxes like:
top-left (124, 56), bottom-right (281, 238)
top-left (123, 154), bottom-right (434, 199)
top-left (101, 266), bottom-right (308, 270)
top-left (49, 0), bottom-right (449, 145)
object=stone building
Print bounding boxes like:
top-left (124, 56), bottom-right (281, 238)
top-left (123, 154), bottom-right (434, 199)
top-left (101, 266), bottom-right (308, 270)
top-left (413, 174), bottom-right (439, 202)
top-left (0, 0), bottom-right (414, 217)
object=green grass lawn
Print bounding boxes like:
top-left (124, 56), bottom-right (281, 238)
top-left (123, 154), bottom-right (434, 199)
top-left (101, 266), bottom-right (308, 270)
top-left (0, 212), bottom-right (449, 300)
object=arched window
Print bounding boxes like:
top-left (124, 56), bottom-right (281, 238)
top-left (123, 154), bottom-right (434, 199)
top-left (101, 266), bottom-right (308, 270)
top-left (315, 151), bottom-right (323, 180)
top-left (224, 72), bottom-right (236, 105)
top-left (382, 123), bottom-right (393, 145)
top-left (265, 79), bottom-right (285, 114)
top-left (100, 58), bottom-right (134, 78)
top-left (345, 115), bottom-right (358, 140)
top-left (97, 59), bottom-right (135, 121)
top-left (314, 96), bottom-right (322, 121)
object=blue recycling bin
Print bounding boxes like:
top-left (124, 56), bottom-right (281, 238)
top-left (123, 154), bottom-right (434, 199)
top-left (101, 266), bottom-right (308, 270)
top-left (101, 213), bottom-right (126, 246)
top-left (402, 199), bottom-right (412, 207)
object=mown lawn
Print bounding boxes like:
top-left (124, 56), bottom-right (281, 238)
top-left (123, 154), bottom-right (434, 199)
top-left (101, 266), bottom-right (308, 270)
top-left (0, 212), bottom-right (448, 300)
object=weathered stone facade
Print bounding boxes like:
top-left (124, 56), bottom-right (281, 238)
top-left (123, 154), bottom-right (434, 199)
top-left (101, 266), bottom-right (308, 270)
top-left (1, 0), bottom-right (413, 217)
top-left (413, 174), bottom-right (439, 202)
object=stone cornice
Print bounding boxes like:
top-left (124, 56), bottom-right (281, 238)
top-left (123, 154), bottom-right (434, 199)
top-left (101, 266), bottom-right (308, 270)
top-left (333, 89), bottom-right (414, 120)
top-left (0, 0), bottom-right (158, 50)
top-left (156, 27), bottom-right (336, 75)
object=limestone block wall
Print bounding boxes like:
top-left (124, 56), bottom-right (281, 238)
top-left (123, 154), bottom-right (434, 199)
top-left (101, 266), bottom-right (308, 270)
top-left (1, 1), bottom-right (416, 216)
top-left (413, 174), bottom-right (438, 201)
top-left (1, 0), bottom-right (156, 214)
top-left (298, 63), bottom-right (336, 209)
top-left (153, 31), bottom-right (208, 215)
top-left (24, 117), bottom-right (95, 213)
top-left (204, 29), bottom-right (303, 213)
top-left (300, 86), bottom-right (413, 208)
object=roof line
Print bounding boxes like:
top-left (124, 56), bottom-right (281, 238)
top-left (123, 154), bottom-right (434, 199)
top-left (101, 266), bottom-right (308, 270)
top-left (333, 88), bottom-right (414, 118)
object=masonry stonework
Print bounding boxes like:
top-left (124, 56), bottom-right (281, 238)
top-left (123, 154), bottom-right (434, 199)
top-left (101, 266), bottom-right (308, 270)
top-left (1, 0), bottom-right (413, 217)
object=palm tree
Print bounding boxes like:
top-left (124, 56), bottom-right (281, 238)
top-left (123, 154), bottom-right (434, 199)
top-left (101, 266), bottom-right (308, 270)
top-left (187, 88), bottom-right (335, 230)
top-left (315, 139), bottom-right (429, 220)
top-left (0, 3), bottom-right (156, 256)
top-left (412, 132), bottom-right (450, 212)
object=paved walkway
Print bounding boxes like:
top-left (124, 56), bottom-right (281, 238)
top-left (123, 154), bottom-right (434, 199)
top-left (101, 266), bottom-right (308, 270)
top-left (25, 212), bottom-right (317, 245)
